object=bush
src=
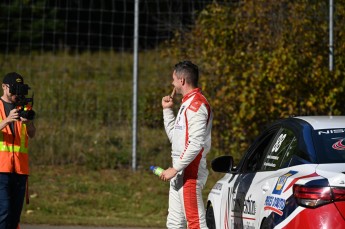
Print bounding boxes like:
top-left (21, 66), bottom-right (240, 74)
top-left (163, 0), bottom-right (345, 162)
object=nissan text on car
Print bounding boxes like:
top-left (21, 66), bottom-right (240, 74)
top-left (206, 116), bottom-right (345, 229)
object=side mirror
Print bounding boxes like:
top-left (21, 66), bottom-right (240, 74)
top-left (211, 155), bottom-right (234, 173)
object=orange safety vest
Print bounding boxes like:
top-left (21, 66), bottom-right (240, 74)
top-left (0, 101), bottom-right (29, 174)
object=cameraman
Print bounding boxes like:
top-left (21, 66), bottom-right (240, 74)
top-left (0, 72), bottom-right (36, 229)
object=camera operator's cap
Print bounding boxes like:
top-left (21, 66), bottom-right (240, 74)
top-left (3, 72), bottom-right (24, 85)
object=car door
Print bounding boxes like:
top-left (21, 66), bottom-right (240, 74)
top-left (229, 126), bottom-right (301, 228)
top-left (225, 127), bottom-right (279, 228)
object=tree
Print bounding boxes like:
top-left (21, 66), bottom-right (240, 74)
top-left (0, 0), bottom-right (62, 53)
top-left (164, 0), bottom-right (345, 161)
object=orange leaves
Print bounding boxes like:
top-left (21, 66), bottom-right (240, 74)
top-left (161, 0), bottom-right (345, 160)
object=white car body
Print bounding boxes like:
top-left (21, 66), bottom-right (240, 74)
top-left (206, 116), bottom-right (345, 229)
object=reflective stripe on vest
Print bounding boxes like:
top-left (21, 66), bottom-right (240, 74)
top-left (0, 126), bottom-right (28, 153)
top-left (0, 101), bottom-right (29, 174)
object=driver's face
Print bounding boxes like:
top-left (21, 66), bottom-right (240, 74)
top-left (172, 71), bottom-right (184, 95)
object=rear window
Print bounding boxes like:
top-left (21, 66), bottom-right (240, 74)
top-left (313, 128), bottom-right (345, 163)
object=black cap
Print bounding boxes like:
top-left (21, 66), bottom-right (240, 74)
top-left (3, 72), bottom-right (24, 85)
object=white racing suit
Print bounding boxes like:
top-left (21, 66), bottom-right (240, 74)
top-left (163, 88), bottom-right (213, 229)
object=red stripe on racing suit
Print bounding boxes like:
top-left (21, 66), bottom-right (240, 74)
top-left (163, 88), bottom-right (213, 229)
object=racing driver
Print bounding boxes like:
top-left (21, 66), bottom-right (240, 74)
top-left (161, 60), bottom-right (213, 229)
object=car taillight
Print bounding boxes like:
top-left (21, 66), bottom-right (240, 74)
top-left (293, 185), bottom-right (345, 208)
top-left (332, 187), bottom-right (345, 201)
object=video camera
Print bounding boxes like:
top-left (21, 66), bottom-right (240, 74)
top-left (9, 84), bottom-right (35, 120)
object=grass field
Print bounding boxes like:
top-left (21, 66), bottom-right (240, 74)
top-left (20, 165), bottom-right (224, 227)
top-left (0, 52), bottom-right (225, 227)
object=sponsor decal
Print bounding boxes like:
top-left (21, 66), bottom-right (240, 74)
top-left (272, 171), bottom-right (298, 195)
top-left (264, 154), bottom-right (280, 168)
top-left (264, 196), bottom-right (285, 216)
top-left (175, 106), bottom-right (185, 128)
top-left (263, 162), bottom-right (276, 168)
top-left (267, 155), bottom-right (279, 160)
top-left (179, 105), bottom-right (185, 115)
top-left (224, 189), bottom-right (257, 229)
top-left (231, 219), bottom-right (255, 229)
top-left (332, 138), bottom-right (345, 150)
top-left (243, 224), bottom-right (255, 229)
top-left (189, 101), bottom-right (202, 112)
top-left (318, 129), bottom-right (345, 135)
top-left (224, 189), bottom-right (257, 228)
top-left (232, 197), bottom-right (256, 215)
top-left (212, 182), bottom-right (223, 191)
top-left (174, 125), bottom-right (183, 130)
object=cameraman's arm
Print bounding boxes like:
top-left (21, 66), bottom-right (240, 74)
top-left (0, 109), bottom-right (19, 130)
top-left (0, 120), bottom-right (10, 131)
top-left (23, 120), bottom-right (36, 138)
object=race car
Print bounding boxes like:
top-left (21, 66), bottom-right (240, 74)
top-left (206, 116), bottom-right (345, 229)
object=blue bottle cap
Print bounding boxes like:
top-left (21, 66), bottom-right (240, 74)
top-left (150, 166), bottom-right (155, 171)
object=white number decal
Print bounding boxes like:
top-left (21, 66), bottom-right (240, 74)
top-left (272, 134), bottom-right (287, 153)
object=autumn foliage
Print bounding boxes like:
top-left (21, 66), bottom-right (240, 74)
top-left (163, 0), bottom-right (345, 161)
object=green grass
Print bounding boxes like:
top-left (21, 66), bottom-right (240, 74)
top-left (0, 52), bottom-right (225, 226)
top-left (21, 165), bottom-right (224, 227)
top-left (0, 51), bottom-right (175, 168)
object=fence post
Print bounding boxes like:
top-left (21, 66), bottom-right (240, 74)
top-left (329, 0), bottom-right (334, 71)
top-left (132, 0), bottom-right (139, 171)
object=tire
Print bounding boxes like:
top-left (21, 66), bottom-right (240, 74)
top-left (206, 202), bottom-right (216, 229)
top-left (260, 218), bottom-right (270, 229)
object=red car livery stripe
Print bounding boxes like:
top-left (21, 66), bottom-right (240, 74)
top-left (264, 206), bottom-right (283, 216)
top-left (283, 172), bottom-right (319, 193)
top-left (282, 204), bottom-right (345, 228)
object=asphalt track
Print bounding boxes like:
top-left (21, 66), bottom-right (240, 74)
top-left (21, 225), bottom-right (163, 229)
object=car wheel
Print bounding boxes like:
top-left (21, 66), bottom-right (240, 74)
top-left (260, 218), bottom-right (270, 229)
top-left (206, 202), bottom-right (216, 229)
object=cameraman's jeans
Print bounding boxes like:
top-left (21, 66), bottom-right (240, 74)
top-left (0, 173), bottom-right (27, 229)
